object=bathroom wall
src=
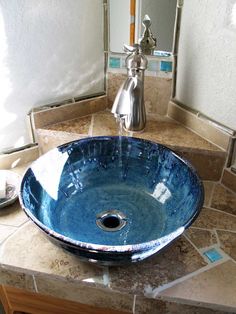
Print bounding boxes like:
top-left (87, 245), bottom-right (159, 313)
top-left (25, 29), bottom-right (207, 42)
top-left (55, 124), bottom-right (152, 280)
top-left (0, 0), bottom-right (104, 151)
top-left (175, 0), bottom-right (236, 130)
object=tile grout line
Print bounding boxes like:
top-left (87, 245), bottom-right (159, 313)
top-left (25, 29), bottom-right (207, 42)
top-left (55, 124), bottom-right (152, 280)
top-left (215, 228), bottom-right (236, 234)
top-left (102, 267), bottom-right (110, 288)
top-left (182, 233), bottom-right (205, 259)
top-left (220, 182), bottom-right (236, 196)
top-left (32, 275), bottom-right (38, 293)
top-left (190, 226), bottom-right (215, 232)
top-left (213, 228), bottom-right (221, 246)
top-left (88, 114), bottom-right (94, 137)
top-left (204, 206), bottom-right (236, 219)
top-left (132, 295), bottom-right (136, 314)
top-left (208, 181), bottom-right (216, 208)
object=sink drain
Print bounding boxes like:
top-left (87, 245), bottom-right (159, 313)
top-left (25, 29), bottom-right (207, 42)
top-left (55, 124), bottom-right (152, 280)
top-left (96, 210), bottom-right (127, 232)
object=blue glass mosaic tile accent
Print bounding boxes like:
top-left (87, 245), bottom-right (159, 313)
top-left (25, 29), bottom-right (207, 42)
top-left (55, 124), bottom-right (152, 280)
top-left (109, 57), bottom-right (121, 69)
top-left (154, 51), bottom-right (172, 57)
top-left (203, 248), bottom-right (223, 263)
top-left (160, 60), bottom-right (172, 72)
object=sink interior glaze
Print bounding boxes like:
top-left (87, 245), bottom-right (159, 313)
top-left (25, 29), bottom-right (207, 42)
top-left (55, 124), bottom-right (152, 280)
top-left (20, 136), bottom-right (204, 265)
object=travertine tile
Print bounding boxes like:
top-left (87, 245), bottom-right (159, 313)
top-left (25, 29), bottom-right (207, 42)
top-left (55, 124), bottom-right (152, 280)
top-left (0, 225), bottom-right (17, 243)
top-left (222, 169), bottom-right (236, 193)
top-left (160, 261), bottom-right (236, 309)
top-left (107, 73), bottom-right (126, 107)
top-left (217, 230), bottom-right (236, 261)
top-left (0, 201), bottom-right (28, 227)
top-left (0, 222), bottom-right (104, 286)
top-left (107, 73), bottom-right (172, 115)
top-left (211, 184), bottom-right (236, 216)
top-left (177, 150), bottom-right (225, 181)
top-left (203, 181), bottom-right (215, 206)
top-left (32, 95), bottom-right (107, 129)
top-left (135, 297), bottom-right (230, 314)
top-left (144, 76), bottom-right (172, 115)
top-left (46, 115), bottom-right (92, 135)
top-left (0, 146), bottom-right (39, 170)
top-left (136, 120), bottom-right (221, 152)
top-left (192, 208), bottom-right (236, 231)
top-left (109, 237), bottom-right (206, 294)
top-left (37, 129), bottom-right (83, 154)
top-left (167, 101), bottom-right (231, 151)
top-left (35, 275), bottom-right (133, 313)
top-left (92, 111), bottom-right (120, 136)
top-left (0, 267), bottom-right (35, 292)
top-left (185, 228), bottom-right (217, 249)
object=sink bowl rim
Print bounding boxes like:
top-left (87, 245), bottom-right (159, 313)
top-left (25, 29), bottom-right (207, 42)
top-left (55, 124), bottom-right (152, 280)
top-left (19, 136), bottom-right (204, 254)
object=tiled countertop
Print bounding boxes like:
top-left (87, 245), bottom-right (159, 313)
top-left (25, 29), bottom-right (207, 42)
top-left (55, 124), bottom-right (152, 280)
top-left (37, 110), bottom-right (226, 181)
top-left (1, 114), bottom-right (236, 313)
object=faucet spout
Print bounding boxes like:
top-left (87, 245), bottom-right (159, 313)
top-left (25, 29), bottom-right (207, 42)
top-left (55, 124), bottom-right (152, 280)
top-left (112, 76), bottom-right (145, 132)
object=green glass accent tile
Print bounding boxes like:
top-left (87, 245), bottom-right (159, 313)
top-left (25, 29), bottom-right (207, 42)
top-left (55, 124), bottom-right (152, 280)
top-left (203, 248), bottom-right (223, 263)
top-left (160, 60), bottom-right (172, 72)
top-left (109, 57), bottom-right (121, 69)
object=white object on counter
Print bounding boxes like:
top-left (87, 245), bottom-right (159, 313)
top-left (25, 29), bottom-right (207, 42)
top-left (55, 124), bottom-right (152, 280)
top-left (0, 172), bottom-right (6, 198)
top-left (0, 170), bottom-right (21, 208)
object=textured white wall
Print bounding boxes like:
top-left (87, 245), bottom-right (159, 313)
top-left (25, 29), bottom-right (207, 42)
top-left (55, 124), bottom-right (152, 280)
top-left (176, 0), bottom-right (236, 130)
top-left (0, 0), bottom-right (104, 151)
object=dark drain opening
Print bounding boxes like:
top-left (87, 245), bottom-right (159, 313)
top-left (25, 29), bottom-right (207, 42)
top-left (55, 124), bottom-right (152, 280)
top-left (96, 210), bottom-right (127, 232)
top-left (102, 215), bottom-right (121, 229)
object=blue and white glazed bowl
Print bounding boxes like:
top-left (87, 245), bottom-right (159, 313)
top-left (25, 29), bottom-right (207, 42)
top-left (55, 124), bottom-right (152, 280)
top-left (20, 136), bottom-right (204, 265)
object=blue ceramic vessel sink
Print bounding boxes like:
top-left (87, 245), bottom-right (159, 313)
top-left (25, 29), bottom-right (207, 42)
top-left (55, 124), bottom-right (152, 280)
top-left (20, 136), bottom-right (203, 265)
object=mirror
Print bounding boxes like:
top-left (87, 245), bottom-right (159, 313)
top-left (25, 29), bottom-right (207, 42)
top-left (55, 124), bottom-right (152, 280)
top-left (109, 0), bottom-right (177, 54)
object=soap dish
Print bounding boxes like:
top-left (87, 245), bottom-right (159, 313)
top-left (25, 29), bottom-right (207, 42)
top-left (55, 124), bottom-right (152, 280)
top-left (0, 170), bottom-right (21, 209)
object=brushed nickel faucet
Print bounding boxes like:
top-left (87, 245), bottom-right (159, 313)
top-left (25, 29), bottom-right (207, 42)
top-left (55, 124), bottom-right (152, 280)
top-left (111, 44), bottom-right (148, 132)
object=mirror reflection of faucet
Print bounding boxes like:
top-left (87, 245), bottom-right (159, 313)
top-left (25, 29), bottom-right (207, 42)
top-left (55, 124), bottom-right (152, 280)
top-left (111, 44), bottom-right (148, 132)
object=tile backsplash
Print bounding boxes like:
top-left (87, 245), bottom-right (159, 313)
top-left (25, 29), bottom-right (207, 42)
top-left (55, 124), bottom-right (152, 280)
top-left (108, 53), bottom-right (173, 79)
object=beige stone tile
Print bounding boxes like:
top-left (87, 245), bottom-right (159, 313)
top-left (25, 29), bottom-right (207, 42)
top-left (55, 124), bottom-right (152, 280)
top-left (46, 115), bottom-right (92, 135)
top-left (135, 297), bottom-right (229, 314)
top-left (107, 73), bottom-right (126, 106)
top-left (0, 225), bottom-right (17, 243)
top-left (185, 228), bottom-right (217, 249)
top-left (177, 150), bottom-right (226, 181)
top-left (37, 129), bottom-right (84, 154)
top-left (167, 101), bottom-right (231, 151)
top-left (192, 208), bottom-right (236, 231)
top-left (222, 169), bottom-right (236, 194)
top-left (107, 73), bottom-right (172, 116)
top-left (35, 275), bottom-right (133, 313)
top-left (203, 181), bottom-right (215, 207)
top-left (0, 267), bottom-right (35, 292)
top-left (136, 120), bottom-right (221, 152)
top-left (109, 236), bottom-right (206, 294)
top-left (217, 230), bottom-right (236, 261)
top-left (0, 221), bottom-right (104, 285)
top-left (160, 261), bottom-right (236, 309)
top-left (32, 95), bottom-right (107, 129)
top-left (144, 76), bottom-right (172, 115)
top-left (211, 184), bottom-right (236, 216)
top-left (0, 146), bottom-right (39, 170)
top-left (92, 111), bottom-right (120, 136)
top-left (0, 201), bottom-right (28, 227)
